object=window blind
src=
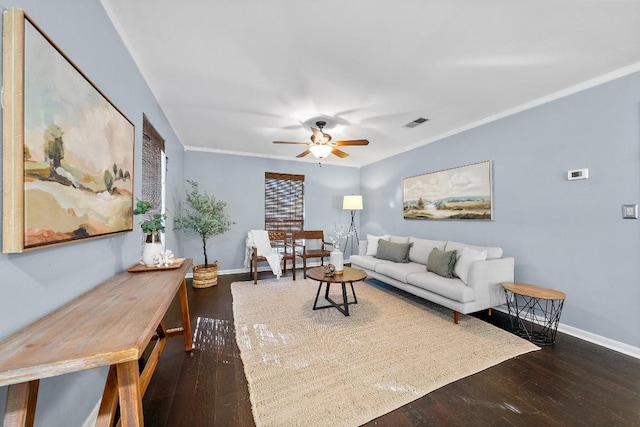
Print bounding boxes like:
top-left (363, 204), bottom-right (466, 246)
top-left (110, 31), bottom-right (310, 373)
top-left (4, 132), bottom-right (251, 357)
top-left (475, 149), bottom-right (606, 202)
top-left (141, 115), bottom-right (165, 214)
top-left (264, 172), bottom-right (304, 235)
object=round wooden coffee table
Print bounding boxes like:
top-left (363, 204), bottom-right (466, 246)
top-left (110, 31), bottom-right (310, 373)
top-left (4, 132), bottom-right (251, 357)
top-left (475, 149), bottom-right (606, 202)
top-left (502, 282), bottom-right (566, 345)
top-left (306, 266), bottom-right (367, 316)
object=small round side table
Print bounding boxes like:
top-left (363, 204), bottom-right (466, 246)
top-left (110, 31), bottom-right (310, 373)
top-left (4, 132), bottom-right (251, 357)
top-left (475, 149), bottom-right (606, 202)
top-left (502, 282), bottom-right (566, 345)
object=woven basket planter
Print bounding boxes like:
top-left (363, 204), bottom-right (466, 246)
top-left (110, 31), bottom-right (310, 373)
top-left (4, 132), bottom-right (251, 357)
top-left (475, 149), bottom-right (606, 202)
top-left (192, 261), bottom-right (218, 288)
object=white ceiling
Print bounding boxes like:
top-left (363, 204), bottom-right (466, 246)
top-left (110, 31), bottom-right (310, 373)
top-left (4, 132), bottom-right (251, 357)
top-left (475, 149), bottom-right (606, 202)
top-left (101, 0), bottom-right (640, 167)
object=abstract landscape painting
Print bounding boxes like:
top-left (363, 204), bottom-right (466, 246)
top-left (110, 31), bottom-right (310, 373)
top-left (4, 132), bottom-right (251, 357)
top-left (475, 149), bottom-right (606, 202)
top-left (403, 161), bottom-right (493, 220)
top-left (3, 9), bottom-right (134, 252)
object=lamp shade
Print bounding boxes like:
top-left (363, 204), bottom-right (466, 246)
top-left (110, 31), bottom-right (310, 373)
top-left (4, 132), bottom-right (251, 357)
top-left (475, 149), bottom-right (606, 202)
top-left (309, 145), bottom-right (332, 159)
top-left (343, 195), bottom-right (363, 210)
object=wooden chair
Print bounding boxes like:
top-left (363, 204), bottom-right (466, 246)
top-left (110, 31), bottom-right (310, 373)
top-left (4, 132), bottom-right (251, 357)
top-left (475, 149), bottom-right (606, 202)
top-left (292, 230), bottom-right (334, 280)
top-left (250, 231), bottom-right (294, 284)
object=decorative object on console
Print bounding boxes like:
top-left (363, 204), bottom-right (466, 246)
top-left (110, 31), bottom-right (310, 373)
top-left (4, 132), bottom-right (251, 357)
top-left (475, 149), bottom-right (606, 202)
top-left (174, 180), bottom-right (234, 288)
top-left (154, 249), bottom-right (175, 267)
top-left (343, 195), bottom-right (363, 254)
top-left (402, 160), bottom-right (493, 220)
top-left (2, 8), bottom-right (135, 253)
top-left (134, 200), bottom-right (166, 266)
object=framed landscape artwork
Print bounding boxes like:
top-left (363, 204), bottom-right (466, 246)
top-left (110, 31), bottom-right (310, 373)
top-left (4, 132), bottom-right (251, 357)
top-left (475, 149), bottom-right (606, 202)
top-left (2, 9), bottom-right (135, 253)
top-left (403, 161), bottom-right (493, 220)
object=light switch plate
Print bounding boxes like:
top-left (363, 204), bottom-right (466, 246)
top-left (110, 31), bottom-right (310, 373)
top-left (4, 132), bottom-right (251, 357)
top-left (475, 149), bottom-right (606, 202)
top-left (622, 204), bottom-right (638, 219)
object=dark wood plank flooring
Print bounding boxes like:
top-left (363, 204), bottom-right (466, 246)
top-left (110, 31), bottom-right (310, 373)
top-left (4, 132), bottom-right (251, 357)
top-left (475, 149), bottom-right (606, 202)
top-left (142, 271), bottom-right (640, 426)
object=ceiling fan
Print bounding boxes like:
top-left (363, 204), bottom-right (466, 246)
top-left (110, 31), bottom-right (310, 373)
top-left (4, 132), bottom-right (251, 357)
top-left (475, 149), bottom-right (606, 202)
top-left (273, 121), bottom-right (369, 159)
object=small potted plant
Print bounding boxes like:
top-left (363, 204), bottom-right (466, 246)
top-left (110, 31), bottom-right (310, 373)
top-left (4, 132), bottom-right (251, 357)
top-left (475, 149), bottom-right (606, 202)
top-left (133, 200), bottom-right (167, 266)
top-left (174, 181), bottom-right (234, 288)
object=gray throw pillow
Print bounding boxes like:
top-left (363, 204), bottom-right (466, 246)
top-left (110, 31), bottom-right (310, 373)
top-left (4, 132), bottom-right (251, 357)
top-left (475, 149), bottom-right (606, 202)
top-left (375, 239), bottom-right (412, 263)
top-left (426, 248), bottom-right (458, 278)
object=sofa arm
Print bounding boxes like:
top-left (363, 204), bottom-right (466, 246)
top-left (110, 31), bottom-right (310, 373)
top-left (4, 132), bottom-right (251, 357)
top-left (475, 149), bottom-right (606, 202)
top-left (358, 240), bottom-right (368, 256)
top-left (466, 257), bottom-right (515, 308)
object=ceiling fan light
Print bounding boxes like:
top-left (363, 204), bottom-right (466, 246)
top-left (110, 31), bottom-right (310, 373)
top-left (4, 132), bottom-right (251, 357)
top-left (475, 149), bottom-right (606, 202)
top-left (309, 145), bottom-right (332, 159)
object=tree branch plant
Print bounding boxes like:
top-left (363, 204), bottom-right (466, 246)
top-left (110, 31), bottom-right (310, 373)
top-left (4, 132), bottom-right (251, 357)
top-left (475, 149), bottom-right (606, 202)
top-left (174, 180), bottom-right (233, 268)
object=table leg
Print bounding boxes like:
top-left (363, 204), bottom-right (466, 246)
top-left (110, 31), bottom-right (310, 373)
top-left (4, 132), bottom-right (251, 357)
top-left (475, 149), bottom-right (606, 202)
top-left (96, 366), bottom-right (118, 427)
top-left (313, 281), bottom-right (325, 310)
top-left (178, 278), bottom-right (193, 351)
top-left (3, 380), bottom-right (39, 427)
top-left (350, 282), bottom-right (358, 304)
top-left (116, 360), bottom-right (144, 427)
top-left (342, 283), bottom-right (349, 316)
top-left (312, 281), bottom-right (357, 316)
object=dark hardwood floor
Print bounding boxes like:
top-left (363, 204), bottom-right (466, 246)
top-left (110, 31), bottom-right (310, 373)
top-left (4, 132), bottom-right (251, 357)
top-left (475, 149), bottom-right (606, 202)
top-left (142, 271), bottom-right (640, 426)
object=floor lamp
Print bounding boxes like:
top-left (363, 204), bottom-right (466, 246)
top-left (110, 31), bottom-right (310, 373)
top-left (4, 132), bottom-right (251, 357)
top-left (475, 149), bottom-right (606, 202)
top-left (342, 195), bottom-right (363, 255)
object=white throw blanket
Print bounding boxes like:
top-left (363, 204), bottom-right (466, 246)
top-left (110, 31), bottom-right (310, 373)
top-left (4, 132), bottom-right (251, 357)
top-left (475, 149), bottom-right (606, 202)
top-left (247, 230), bottom-right (282, 279)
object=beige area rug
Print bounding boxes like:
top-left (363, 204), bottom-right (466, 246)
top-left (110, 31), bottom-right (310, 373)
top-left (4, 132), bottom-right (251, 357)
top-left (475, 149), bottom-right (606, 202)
top-left (232, 277), bottom-right (539, 427)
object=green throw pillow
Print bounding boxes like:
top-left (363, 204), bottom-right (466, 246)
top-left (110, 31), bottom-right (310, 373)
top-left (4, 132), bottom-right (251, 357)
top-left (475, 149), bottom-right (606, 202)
top-left (375, 239), bottom-right (412, 263)
top-left (426, 248), bottom-right (458, 278)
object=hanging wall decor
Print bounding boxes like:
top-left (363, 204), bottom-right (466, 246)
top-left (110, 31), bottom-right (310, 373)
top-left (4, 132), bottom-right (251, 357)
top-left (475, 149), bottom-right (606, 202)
top-left (2, 9), bottom-right (135, 252)
top-left (402, 160), bottom-right (493, 220)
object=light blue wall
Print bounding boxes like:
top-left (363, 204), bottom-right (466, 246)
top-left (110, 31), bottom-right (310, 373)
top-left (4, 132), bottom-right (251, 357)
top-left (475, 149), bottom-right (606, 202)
top-left (360, 71), bottom-right (640, 349)
top-left (1, 1), bottom-right (638, 424)
top-left (180, 151), bottom-right (361, 269)
top-left (0, 1), bottom-right (185, 425)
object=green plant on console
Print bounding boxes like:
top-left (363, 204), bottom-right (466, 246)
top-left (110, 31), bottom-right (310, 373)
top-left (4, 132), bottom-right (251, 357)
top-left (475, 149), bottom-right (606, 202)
top-left (174, 180), bottom-right (233, 267)
top-left (133, 200), bottom-right (166, 240)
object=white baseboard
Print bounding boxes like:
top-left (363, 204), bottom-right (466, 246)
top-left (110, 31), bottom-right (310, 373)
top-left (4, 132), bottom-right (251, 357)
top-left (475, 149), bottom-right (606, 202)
top-left (186, 262), bottom-right (322, 278)
top-left (493, 306), bottom-right (639, 359)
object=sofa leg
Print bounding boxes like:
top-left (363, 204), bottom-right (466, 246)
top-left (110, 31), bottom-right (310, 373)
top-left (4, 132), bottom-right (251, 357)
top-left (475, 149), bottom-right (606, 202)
top-left (453, 311), bottom-right (459, 324)
top-left (488, 308), bottom-right (492, 317)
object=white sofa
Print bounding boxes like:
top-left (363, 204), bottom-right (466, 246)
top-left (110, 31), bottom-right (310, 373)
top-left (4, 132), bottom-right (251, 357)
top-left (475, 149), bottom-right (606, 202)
top-left (349, 235), bottom-right (514, 323)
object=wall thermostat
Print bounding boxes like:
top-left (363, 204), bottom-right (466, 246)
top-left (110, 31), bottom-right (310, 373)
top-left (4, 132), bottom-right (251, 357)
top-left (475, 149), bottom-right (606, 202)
top-left (567, 168), bottom-right (589, 180)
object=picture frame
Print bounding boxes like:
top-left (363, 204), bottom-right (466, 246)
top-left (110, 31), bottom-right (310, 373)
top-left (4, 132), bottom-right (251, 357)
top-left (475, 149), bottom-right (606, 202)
top-left (2, 9), bottom-right (135, 253)
top-left (402, 160), bottom-right (493, 220)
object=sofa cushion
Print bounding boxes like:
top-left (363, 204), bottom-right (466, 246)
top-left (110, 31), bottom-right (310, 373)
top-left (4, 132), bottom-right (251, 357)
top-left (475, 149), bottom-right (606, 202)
top-left (445, 241), bottom-right (503, 260)
top-left (408, 237), bottom-right (447, 264)
top-left (349, 255), bottom-right (393, 271)
top-left (389, 235), bottom-right (410, 244)
top-left (426, 248), bottom-right (457, 278)
top-left (375, 239), bottom-right (412, 263)
top-left (376, 262), bottom-right (425, 283)
top-left (365, 234), bottom-right (390, 256)
top-left (406, 272), bottom-right (475, 303)
top-left (453, 246), bottom-right (488, 284)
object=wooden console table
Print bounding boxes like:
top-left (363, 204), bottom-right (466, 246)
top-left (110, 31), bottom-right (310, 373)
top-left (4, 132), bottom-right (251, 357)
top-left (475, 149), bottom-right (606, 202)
top-left (0, 258), bottom-right (194, 427)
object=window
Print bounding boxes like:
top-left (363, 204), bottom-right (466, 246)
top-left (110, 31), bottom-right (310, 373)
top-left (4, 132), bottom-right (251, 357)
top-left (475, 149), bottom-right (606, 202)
top-left (264, 172), bottom-right (304, 235)
top-left (141, 115), bottom-right (165, 247)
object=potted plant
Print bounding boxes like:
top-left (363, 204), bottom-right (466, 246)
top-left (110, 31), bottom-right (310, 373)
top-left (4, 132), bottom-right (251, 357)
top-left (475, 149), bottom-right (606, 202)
top-left (133, 200), bottom-right (167, 266)
top-left (174, 180), bottom-right (233, 288)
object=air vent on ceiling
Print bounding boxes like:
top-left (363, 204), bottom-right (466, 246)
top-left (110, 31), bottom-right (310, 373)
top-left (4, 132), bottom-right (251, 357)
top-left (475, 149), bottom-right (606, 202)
top-left (404, 117), bottom-right (430, 128)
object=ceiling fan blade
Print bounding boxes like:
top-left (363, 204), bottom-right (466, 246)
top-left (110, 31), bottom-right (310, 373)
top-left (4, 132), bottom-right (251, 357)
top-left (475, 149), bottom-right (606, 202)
top-left (310, 127), bottom-right (323, 139)
top-left (296, 149), bottom-right (311, 158)
top-left (273, 141), bottom-right (310, 145)
top-left (334, 139), bottom-right (369, 146)
top-left (331, 148), bottom-right (350, 158)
